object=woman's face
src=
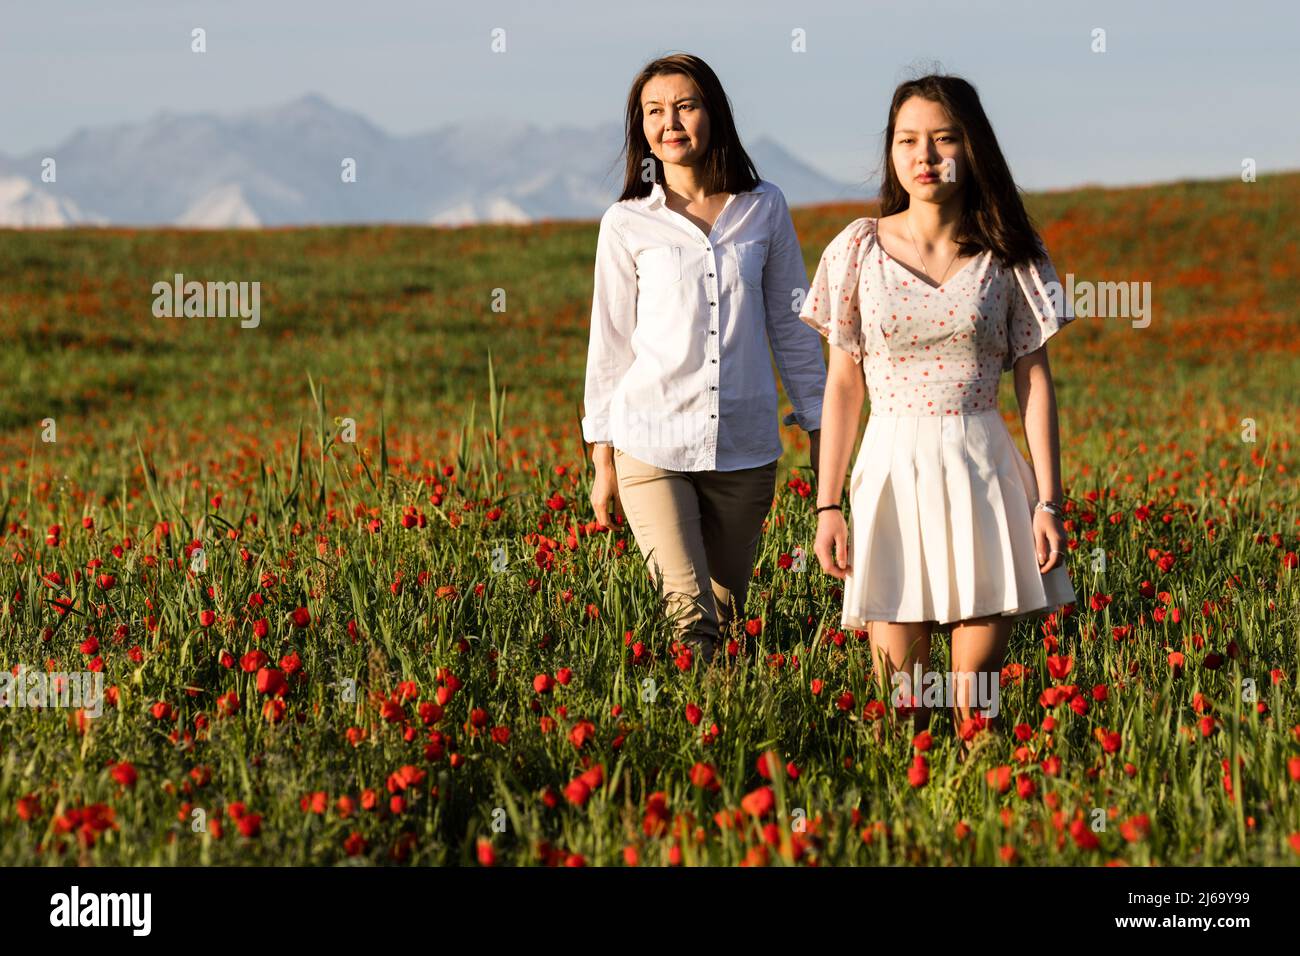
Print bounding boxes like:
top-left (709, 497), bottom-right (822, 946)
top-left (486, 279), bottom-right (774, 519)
top-left (642, 73), bottom-right (711, 170)
top-left (891, 95), bottom-right (965, 204)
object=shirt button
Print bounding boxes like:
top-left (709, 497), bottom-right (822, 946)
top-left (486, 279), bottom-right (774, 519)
top-left (710, 414), bottom-right (716, 418)
top-left (707, 272), bottom-right (714, 277)
top-left (710, 330), bottom-right (717, 335)
top-left (710, 386), bottom-right (718, 391)
top-left (711, 359), bottom-right (717, 364)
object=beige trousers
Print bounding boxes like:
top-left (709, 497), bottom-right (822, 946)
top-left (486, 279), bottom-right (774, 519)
top-left (614, 448), bottom-right (779, 644)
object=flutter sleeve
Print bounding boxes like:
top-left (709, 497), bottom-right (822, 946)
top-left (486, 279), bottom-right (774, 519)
top-left (1004, 249), bottom-right (1072, 372)
top-left (798, 217), bottom-right (871, 365)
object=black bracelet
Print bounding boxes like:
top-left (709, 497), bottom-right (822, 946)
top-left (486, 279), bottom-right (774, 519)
top-left (815, 504), bottom-right (842, 514)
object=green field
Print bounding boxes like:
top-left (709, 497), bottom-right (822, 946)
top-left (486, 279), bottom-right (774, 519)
top-left (0, 172), bottom-right (1297, 865)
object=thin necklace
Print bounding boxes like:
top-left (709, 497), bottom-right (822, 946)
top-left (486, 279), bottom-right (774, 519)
top-left (905, 211), bottom-right (960, 287)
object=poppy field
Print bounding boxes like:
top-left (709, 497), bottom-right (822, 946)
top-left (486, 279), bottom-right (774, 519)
top-left (0, 172), bottom-right (1297, 866)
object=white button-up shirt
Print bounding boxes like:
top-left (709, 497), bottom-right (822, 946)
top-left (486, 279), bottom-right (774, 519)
top-left (580, 179), bottom-right (827, 472)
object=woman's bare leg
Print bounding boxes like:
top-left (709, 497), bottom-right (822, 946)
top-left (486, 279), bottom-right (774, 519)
top-left (947, 614), bottom-right (1014, 756)
top-left (869, 620), bottom-right (936, 735)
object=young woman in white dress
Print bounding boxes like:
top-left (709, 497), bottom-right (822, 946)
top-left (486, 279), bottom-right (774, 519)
top-left (803, 74), bottom-right (1077, 753)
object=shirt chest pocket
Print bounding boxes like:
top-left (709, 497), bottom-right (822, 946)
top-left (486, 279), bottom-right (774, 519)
top-left (728, 239), bottom-right (767, 290)
top-left (635, 246), bottom-right (682, 287)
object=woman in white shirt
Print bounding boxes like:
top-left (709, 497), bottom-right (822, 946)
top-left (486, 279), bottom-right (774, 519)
top-left (582, 53), bottom-right (828, 665)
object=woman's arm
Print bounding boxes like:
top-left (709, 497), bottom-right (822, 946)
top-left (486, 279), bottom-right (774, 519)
top-left (763, 187), bottom-right (828, 446)
top-left (583, 208), bottom-right (637, 528)
top-left (581, 208), bottom-right (637, 452)
top-left (1012, 346), bottom-right (1067, 573)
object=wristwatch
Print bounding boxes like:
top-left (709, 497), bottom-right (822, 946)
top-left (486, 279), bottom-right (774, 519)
top-left (1034, 500), bottom-right (1065, 519)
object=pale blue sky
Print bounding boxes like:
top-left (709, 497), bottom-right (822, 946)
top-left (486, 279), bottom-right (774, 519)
top-left (4, 0), bottom-right (1297, 191)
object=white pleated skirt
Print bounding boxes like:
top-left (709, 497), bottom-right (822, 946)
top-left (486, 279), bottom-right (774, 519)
top-left (840, 409), bottom-right (1076, 628)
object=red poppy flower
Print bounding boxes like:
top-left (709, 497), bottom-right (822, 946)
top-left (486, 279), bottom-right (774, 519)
top-left (1046, 654), bottom-right (1072, 678)
top-left (1068, 817), bottom-right (1099, 850)
top-left (110, 762), bottom-right (137, 789)
top-left (256, 667), bottom-right (287, 697)
top-left (741, 786), bottom-right (775, 818)
top-left (344, 832), bottom-right (367, 856)
top-left (642, 790), bottom-right (670, 837)
top-left (907, 755), bottom-right (929, 788)
top-left (564, 778), bottom-right (591, 807)
top-left (959, 713), bottom-right (989, 740)
top-left (689, 762), bottom-right (720, 792)
top-left (302, 791), bottom-right (327, 814)
top-left (568, 720), bottom-right (596, 750)
top-left (985, 766), bottom-right (1012, 794)
top-left (1120, 814), bottom-right (1151, 843)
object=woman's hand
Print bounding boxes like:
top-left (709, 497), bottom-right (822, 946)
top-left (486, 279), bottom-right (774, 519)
top-left (590, 446), bottom-right (622, 530)
top-left (1033, 509), bottom-right (1067, 573)
top-left (813, 508), bottom-right (852, 579)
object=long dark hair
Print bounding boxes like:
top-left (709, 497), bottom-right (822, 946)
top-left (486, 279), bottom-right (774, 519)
top-left (878, 74), bottom-right (1044, 267)
top-left (616, 53), bottom-right (760, 202)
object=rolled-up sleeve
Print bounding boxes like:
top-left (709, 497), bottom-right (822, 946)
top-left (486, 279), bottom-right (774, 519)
top-left (762, 187), bottom-right (827, 432)
top-left (581, 207), bottom-right (638, 444)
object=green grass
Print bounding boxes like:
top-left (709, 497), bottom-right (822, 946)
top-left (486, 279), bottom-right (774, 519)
top-left (0, 172), bottom-right (1296, 865)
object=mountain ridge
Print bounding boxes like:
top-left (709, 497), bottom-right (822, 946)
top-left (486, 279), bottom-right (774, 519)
top-left (0, 93), bottom-right (860, 228)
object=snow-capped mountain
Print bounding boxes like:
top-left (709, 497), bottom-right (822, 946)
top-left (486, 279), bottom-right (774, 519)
top-left (0, 176), bottom-right (105, 227)
top-left (0, 94), bottom-right (860, 228)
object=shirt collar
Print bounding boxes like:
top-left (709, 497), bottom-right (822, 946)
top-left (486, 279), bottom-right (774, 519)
top-left (642, 178), bottom-right (766, 208)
